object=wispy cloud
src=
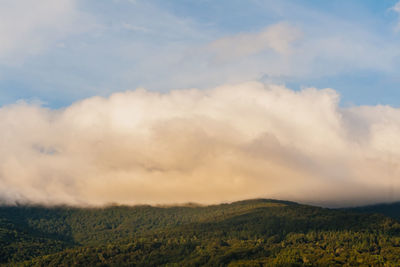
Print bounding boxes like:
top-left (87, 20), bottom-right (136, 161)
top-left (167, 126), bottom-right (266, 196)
top-left (1, 1), bottom-right (399, 107)
top-left (0, 0), bottom-right (92, 64)
top-left (122, 23), bottom-right (149, 33)
top-left (391, 1), bottom-right (400, 31)
top-left (1, 82), bottom-right (400, 207)
top-left (208, 22), bottom-right (302, 63)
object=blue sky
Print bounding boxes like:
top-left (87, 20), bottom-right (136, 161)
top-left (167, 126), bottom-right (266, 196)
top-left (1, 0), bottom-right (400, 108)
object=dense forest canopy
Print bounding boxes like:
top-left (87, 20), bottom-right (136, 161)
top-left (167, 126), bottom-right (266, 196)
top-left (1, 199), bottom-right (400, 266)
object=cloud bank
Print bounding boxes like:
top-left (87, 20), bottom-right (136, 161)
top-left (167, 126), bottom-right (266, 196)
top-left (1, 82), bottom-right (400, 207)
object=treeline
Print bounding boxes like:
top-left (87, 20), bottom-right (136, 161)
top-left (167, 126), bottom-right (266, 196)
top-left (1, 199), bottom-right (400, 266)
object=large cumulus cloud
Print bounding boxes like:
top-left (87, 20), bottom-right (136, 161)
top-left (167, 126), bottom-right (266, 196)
top-left (1, 82), bottom-right (399, 207)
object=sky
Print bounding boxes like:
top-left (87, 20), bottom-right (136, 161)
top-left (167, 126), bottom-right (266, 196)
top-left (1, 0), bottom-right (400, 107)
top-left (1, 0), bottom-right (400, 207)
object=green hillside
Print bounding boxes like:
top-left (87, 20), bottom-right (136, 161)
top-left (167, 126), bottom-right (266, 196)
top-left (349, 202), bottom-right (400, 221)
top-left (1, 199), bottom-right (400, 266)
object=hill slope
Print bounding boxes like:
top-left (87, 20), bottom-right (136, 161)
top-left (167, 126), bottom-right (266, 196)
top-left (349, 202), bottom-right (400, 221)
top-left (1, 199), bottom-right (400, 266)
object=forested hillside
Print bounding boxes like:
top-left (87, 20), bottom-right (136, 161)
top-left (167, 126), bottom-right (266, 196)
top-left (1, 199), bottom-right (400, 266)
top-left (350, 202), bottom-right (400, 221)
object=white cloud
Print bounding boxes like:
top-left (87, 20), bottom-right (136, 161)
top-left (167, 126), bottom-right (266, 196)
top-left (391, 1), bottom-right (400, 31)
top-left (119, 17), bottom-right (398, 93)
top-left (0, 0), bottom-right (91, 63)
top-left (122, 23), bottom-right (149, 33)
top-left (1, 82), bottom-right (400, 207)
top-left (392, 1), bottom-right (400, 12)
top-left (208, 22), bottom-right (302, 63)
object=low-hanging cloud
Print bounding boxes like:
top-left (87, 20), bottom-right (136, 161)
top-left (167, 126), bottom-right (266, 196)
top-left (1, 82), bottom-right (400, 207)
